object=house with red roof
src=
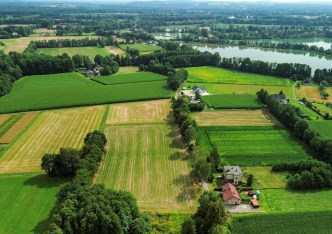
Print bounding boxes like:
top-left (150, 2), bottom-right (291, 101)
top-left (222, 182), bottom-right (241, 205)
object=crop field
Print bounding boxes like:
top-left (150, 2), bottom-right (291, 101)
top-left (92, 72), bottom-right (166, 85)
top-left (193, 110), bottom-right (275, 126)
top-left (0, 114), bottom-right (11, 125)
top-left (309, 120), bottom-right (332, 139)
top-left (186, 83), bottom-right (293, 98)
top-left (0, 173), bottom-right (67, 234)
top-left (0, 113), bottom-right (25, 137)
top-left (198, 126), bottom-right (310, 165)
top-left (202, 94), bottom-right (261, 109)
top-left (0, 73), bottom-right (172, 113)
top-left (37, 46), bottom-right (110, 58)
top-left (119, 43), bottom-right (163, 53)
top-left (0, 106), bottom-right (105, 173)
top-left (106, 46), bottom-right (125, 55)
top-left (230, 211), bottom-right (332, 234)
top-left (117, 66), bottom-right (138, 74)
top-left (296, 85), bottom-right (332, 102)
top-left (186, 67), bottom-right (291, 86)
top-left (96, 124), bottom-right (196, 212)
top-left (107, 100), bottom-right (171, 124)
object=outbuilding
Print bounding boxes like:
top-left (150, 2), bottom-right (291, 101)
top-left (251, 198), bottom-right (260, 208)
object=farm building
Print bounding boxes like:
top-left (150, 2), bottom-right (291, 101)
top-left (192, 85), bottom-right (208, 96)
top-left (271, 93), bottom-right (288, 104)
top-left (251, 198), bottom-right (260, 208)
top-left (222, 182), bottom-right (241, 205)
top-left (224, 166), bottom-right (243, 185)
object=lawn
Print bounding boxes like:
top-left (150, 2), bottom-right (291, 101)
top-left (92, 72), bottom-right (166, 85)
top-left (309, 120), bottom-right (332, 139)
top-left (198, 126), bottom-right (310, 166)
top-left (0, 106), bottom-right (105, 173)
top-left (192, 110), bottom-right (275, 126)
top-left (37, 46), bottom-right (110, 59)
top-left (230, 211), bottom-right (332, 234)
top-left (0, 173), bottom-right (67, 234)
top-left (202, 94), bottom-right (261, 109)
top-left (119, 43), bottom-right (163, 53)
top-left (96, 124), bottom-right (196, 212)
top-left (0, 73), bottom-right (172, 113)
top-left (186, 67), bottom-right (291, 86)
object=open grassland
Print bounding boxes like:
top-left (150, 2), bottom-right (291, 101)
top-left (186, 83), bottom-right (293, 98)
top-left (296, 85), bottom-right (332, 102)
top-left (37, 46), bottom-right (110, 58)
top-left (0, 106), bottom-right (105, 173)
top-left (0, 73), bottom-right (172, 114)
top-left (199, 126), bottom-right (310, 166)
top-left (0, 113), bottom-right (25, 137)
top-left (290, 100), bottom-right (322, 120)
top-left (119, 43), bottom-right (163, 53)
top-left (186, 67), bottom-right (291, 86)
top-left (193, 110), bottom-right (275, 126)
top-left (107, 100), bottom-right (171, 124)
top-left (117, 66), bottom-right (138, 74)
top-left (0, 112), bottom-right (37, 144)
top-left (312, 102), bottom-right (332, 116)
top-left (106, 46), bottom-right (125, 55)
top-left (309, 120), bottom-right (332, 139)
top-left (0, 173), bottom-right (67, 234)
top-left (96, 124), bottom-right (196, 212)
top-left (230, 211), bottom-right (332, 234)
top-left (92, 72), bottom-right (166, 85)
top-left (202, 94), bottom-right (261, 109)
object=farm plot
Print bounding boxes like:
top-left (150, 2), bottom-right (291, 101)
top-left (230, 211), bottom-right (332, 234)
top-left (92, 72), bottom-right (166, 85)
top-left (309, 120), bottom-right (332, 139)
top-left (186, 66), bottom-right (291, 86)
top-left (296, 85), bottom-right (332, 102)
top-left (0, 114), bottom-right (11, 125)
top-left (0, 113), bottom-right (25, 137)
top-left (119, 43), bottom-right (163, 53)
top-left (312, 102), bottom-right (332, 116)
top-left (289, 100), bottom-right (322, 120)
top-left (0, 106), bottom-right (105, 173)
top-left (106, 46), bottom-right (125, 55)
top-left (199, 126), bottom-right (310, 166)
top-left (0, 173), bottom-right (67, 234)
top-left (96, 124), bottom-right (196, 212)
top-left (107, 100), bottom-right (171, 124)
top-left (37, 46), bottom-right (110, 58)
top-left (202, 94), bottom-right (261, 109)
top-left (117, 66), bottom-right (138, 74)
top-left (0, 73), bottom-right (172, 114)
top-left (193, 110), bottom-right (275, 126)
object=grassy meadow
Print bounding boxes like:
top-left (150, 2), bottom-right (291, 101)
top-left (92, 72), bottom-right (166, 85)
top-left (0, 73), bottom-right (172, 113)
top-left (290, 100), bottom-right (322, 120)
top-left (202, 94), bottom-right (261, 109)
top-left (187, 66), bottom-right (291, 86)
top-left (309, 120), bottom-right (332, 139)
top-left (37, 46), bottom-right (110, 58)
top-left (119, 43), bottom-right (163, 53)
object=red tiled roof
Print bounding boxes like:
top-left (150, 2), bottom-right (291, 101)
top-left (222, 182), bottom-right (240, 201)
top-left (251, 198), bottom-right (260, 207)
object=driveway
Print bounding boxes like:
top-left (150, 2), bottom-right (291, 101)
top-left (225, 204), bottom-right (262, 213)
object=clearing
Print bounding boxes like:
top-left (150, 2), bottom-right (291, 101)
top-left (309, 120), bottom-right (332, 139)
top-left (37, 46), bottom-right (110, 59)
top-left (106, 46), bottom-right (126, 55)
top-left (192, 110), bottom-right (275, 126)
top-left (202, 94), bottom-right (261, 109)
top-left (0, 106), bottom-right (105, 173)
top-left (119, 43), bottom-right (163, 53)
top-left (92, 72), bottom-right (166, 85)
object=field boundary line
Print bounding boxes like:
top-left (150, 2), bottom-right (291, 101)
top-left (186, 81), bottom-right (291, 87)
top-left (91, 78), bottom-right (166, 86)
top-left (99, 105), bottom-right (110, 132)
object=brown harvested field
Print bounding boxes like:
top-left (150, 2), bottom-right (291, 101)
top-left (0, 106), bottom-right (105, 173)
top-left (0, 112), bottom-right (37, 144)
top-left (0, 114), bottom-right (11, 125)
top-left (193, 110), bottom-right (275, 126)
top-left (296, 86), bottom-right (332, 102)
top-left (106, 100), bottom-right (172, 124)
top-left (106, 46), bottom-right (125, 55)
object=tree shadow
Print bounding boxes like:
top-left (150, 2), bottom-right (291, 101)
top-left (172, 175), bottom-right (198, 203)
top-left (23, 174), bottom-right (69, 188)
top-left (169, 151), bottom-right (188, 161)
top-left (32, 201), bottom-right (58, 234)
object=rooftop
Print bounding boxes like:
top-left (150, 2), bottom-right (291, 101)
top-left (224, 166), bottom-right (243, 176)
top-left (222, 182), bottom-right (240, 201)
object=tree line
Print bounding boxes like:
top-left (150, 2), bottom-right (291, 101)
top-left (31, 37), bottom-right (115, 48)
top-left (0, 53), bottom-right (22, 96)
top-left (41, 131), bottom-right (151, 233)
top-left (0, 25), bottom-right (34, 39)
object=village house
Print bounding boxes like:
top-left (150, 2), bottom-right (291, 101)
top-left (223, 166), bottom-right (243, 185)
top-left (271, 93), bottom-right (288, 105)
top-left (222, 182), bottom-right (241, 205)
top-left (192, 85), bottom-right (208, 96)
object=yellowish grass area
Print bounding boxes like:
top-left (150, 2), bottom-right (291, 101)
top-left (0, 114), bottom-right (11, 125)
top-left (0, 112), bottom-right (37, 144)
top-left (296, 86), bottom-right (332, 102)
top-left (117, 66), bottom-right (139, 74)
top-left (106, 46), bottom-right (125, 55)
top-left (106, 100), bottom-right (172, 124)
top-left (193, 110), bottom-right (275, 126)
top-left (0, 106), bottom-right (105, 173)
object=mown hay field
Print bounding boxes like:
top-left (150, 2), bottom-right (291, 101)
top-left (0, 173), bottom-right (67, 234)
top-left (106, 46), bottom-right (125, 55)
top-left (193, 110), bottom-right (275, 126)
top-left (119, 43), bottom-right (163, 53)
top-left (202, 94), bottom-right (261, 109)
top-left (92, 72), bottom-right (166, 85)
top-left (296, 85), bottom-right (332, 102)
top-left (107, 100), bottom-right (172, 124)
top-left (289, 100), bottom-right (322, 120)
top-left (96, 124), bottom-right (196, 212)
top-left (312, 102), bottom-right (332, 116)
top-left (117, 66), bottom-right (138, 74)
top-left (0, 106), bottom-right (105, 173)
top-left (37, 46), bottom-right (110, 59)
top-left (309, 120), bottom-right (332, 140)
top-left (186, 66), bottom-right (291, 86)
top-left (0, 114), bottom-right (11, 125)
top-left (0, 73), bottom-right (172, 113)
top-left (198, 126), bottom-right (310, 166)
top-left (0, 113), bottom-right (25, 137)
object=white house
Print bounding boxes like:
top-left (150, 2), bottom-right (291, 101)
top-left (223, 166), bottom-right (243, 185)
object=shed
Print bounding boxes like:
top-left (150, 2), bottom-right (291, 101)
top-left (251, 198), bottom-right (260, 208)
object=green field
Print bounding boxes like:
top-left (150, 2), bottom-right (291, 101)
top-left (186, 67), bottom-right (291, 86)
top-left (309, 120), bottom-right (332, 139)
top-left (312, 102), bottom-right (332, 116)
top-left (92, 72), bottom-right (166, 85)
top-left (0, 173), bottom-right (67, 233)
top-left (199, 126), bottom-right (310, 166)
top-left (202, 94), bottom-right (261, 109)
top-left (0, 73), bottom-right (172, 113)
top-left (290, 100), bottom-right (322, 120)
top-left (119, 43), bottom-right (163, 53)
top-left (230, 211), bottom-right (332, 234)
top-left (37, 46), bottom-right (110, 59)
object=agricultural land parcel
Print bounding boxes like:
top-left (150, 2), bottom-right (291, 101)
top-left (296, 85), bottom-right (332, 102)
top-left (37, 46), bottom-right (110, 59)
top-left (119, 43), bottom-right (163, 53)
top-left (92, 72), bottom-right (166, 85)
top-left (0, 72), bottom-right (172, 113)
top-left (202, 94), bottom-right (261, 109)
top-left (309, 120), bottom-right (332, 140)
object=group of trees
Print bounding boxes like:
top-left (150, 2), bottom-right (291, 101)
top-left (94, 54), bottom-right (119, 75)
top-left (0, 25), bottom-right (34, 39)
top-left (0, 54), bottom-right (22, 96)
top-left (42, 131), bottom-right (151, 233)
top-left (167, 68), bottom-right (188, 90)
top-left (313, 68), bottom-right (332, 85)
top-left (31, 37), bottom-right (115, 48)
top-left (272, 160), bottom-right (332, 190)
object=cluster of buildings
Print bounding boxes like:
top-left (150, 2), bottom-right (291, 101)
top-left (181, 85), bottom-right (208, 103)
